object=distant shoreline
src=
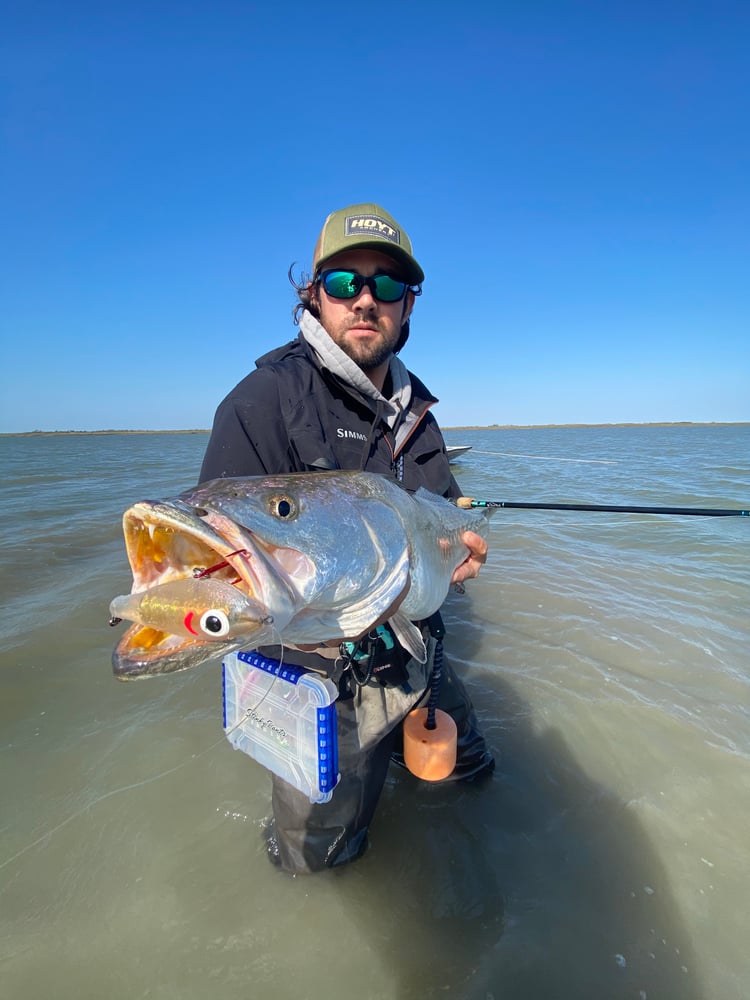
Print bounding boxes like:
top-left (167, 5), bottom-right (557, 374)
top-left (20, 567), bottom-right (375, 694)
top-left (2, 422), bottom-right (747, 438)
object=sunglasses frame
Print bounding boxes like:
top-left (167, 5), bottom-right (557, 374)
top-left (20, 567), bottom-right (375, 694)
top-left (317, 268), bottom-right (418, 304)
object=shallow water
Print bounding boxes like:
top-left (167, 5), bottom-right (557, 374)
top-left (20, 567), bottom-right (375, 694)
top-left (1, 425), bottom-right (748, 998)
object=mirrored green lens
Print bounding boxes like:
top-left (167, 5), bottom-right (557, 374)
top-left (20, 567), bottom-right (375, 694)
top-left (320, 270), bottom-right (407, 302)
top-left (371, 274), bottom-right (406, 302)
top-left (323, 271), bottom-right (360, 298)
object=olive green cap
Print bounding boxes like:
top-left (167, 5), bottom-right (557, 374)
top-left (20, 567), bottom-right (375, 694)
top-left (312, 202), bottom-right (424, 284)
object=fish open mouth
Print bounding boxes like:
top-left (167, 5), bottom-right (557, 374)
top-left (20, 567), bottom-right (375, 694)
top-left (122, 500), bottom-right (258, 592)
top-left (111, 500), bottom-right (262, 679)
top-left (111, 498), bottom-right (308, 679)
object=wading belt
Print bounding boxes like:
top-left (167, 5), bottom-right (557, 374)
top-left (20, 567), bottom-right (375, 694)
top-left (336, 611), bottom-right (446, 697)
top-left (337, 623), bottom-right (410, 692)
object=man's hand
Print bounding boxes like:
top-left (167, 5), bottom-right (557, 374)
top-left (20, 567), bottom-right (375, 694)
top-left (451, 530), bottom-right (488, 585)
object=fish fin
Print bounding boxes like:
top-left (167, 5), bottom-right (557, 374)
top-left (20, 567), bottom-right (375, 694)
top-left (389, 611), bottom-right (427, 663)
top-left (332, 544), bottom-right (411, 637)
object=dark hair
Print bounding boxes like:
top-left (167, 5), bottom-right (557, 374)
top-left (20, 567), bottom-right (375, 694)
top-left (287, 263), bottom-right (414, 353)
top-left (288, 263), bottom-right (317, 325)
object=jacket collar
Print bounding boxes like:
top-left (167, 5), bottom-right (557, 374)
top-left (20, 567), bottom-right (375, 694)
top-left (299, 310), bottom-right (413, 432)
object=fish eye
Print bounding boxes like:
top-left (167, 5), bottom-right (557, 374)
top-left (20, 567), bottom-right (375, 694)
top-left (267, 494), bottom-right (297, 519)
top-left (199, 609), bottom-right (231, 637)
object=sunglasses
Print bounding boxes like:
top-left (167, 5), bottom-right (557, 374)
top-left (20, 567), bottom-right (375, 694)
top-left (317, 269), bottom-right (412, 303)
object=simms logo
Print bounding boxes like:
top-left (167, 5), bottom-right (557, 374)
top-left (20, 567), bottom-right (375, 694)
top-left (337, 427), bottom-right (368, 441)
top-left (345, 214), bottom-right (401, 246)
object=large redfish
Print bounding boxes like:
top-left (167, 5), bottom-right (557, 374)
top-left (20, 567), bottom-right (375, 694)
top-left (109, 471), bottom-right (491, 679)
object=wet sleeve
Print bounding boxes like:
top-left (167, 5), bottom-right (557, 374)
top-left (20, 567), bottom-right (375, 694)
top-left (198, 372), bottom-right (292, 482)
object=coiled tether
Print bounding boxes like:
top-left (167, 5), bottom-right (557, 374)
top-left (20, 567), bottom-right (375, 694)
top-left (403, 613), bottom-right (458, 781)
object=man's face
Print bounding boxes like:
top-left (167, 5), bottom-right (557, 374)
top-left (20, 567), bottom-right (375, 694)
top-left (311, 249), bottom-right (414, 373)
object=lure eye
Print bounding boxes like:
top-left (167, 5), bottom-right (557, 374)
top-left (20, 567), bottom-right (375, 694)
top-left (267, 494), bottom-right (297, 519)
top-left (199, 609), bottom-right (231, 637)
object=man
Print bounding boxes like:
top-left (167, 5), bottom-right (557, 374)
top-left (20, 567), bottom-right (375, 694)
top-left (200, 202), bottom-right (493, 874)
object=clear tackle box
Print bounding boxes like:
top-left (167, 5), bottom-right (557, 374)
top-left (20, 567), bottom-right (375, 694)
top-left (222, 650), bottom-right (340, 803)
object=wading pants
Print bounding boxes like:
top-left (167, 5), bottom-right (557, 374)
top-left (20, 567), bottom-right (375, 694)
top-left (267, 647), bottom-right (493, 875)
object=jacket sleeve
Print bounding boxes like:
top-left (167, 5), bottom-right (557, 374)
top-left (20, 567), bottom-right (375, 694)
top-left (199, 369), bottom-right (293, 482)
top-left (446, 470), bottom-right (462, 500)
top-left (417, 411), bottom-right (463, 500)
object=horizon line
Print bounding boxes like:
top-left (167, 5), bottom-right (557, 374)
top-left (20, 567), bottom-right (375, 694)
top-left (2, 421), bottom-right (749, 438)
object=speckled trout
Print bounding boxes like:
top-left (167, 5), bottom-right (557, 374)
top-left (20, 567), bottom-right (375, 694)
top-left (109, 470), bottom-right (491, 679)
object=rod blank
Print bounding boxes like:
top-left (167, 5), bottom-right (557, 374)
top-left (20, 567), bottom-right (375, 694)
top-left (456, 497), bottom-right (749, 517)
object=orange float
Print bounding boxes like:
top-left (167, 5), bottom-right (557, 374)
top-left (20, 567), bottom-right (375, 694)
top-left (403, 707), bottom-right (457, 781)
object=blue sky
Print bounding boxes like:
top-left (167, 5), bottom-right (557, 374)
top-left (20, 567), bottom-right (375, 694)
top-left (2, 1), bottom-right (748, 432)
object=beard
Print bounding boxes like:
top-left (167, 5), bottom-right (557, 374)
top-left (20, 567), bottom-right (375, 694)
top-left (331, 319), bottom-right (401, 372)
top-left (343, 335), bottom-right (396, 371)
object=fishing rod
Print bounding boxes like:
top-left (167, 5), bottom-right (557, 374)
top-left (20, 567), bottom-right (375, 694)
top-left (456, 497), bottom-right (749, 517)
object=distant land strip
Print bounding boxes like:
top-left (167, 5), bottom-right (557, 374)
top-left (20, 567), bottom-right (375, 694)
top-left (2, 422), bottom-right (748, 437)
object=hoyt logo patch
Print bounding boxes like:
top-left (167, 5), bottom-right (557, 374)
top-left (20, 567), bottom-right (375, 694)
top-left (345, 214), bottom-right (401, 246)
